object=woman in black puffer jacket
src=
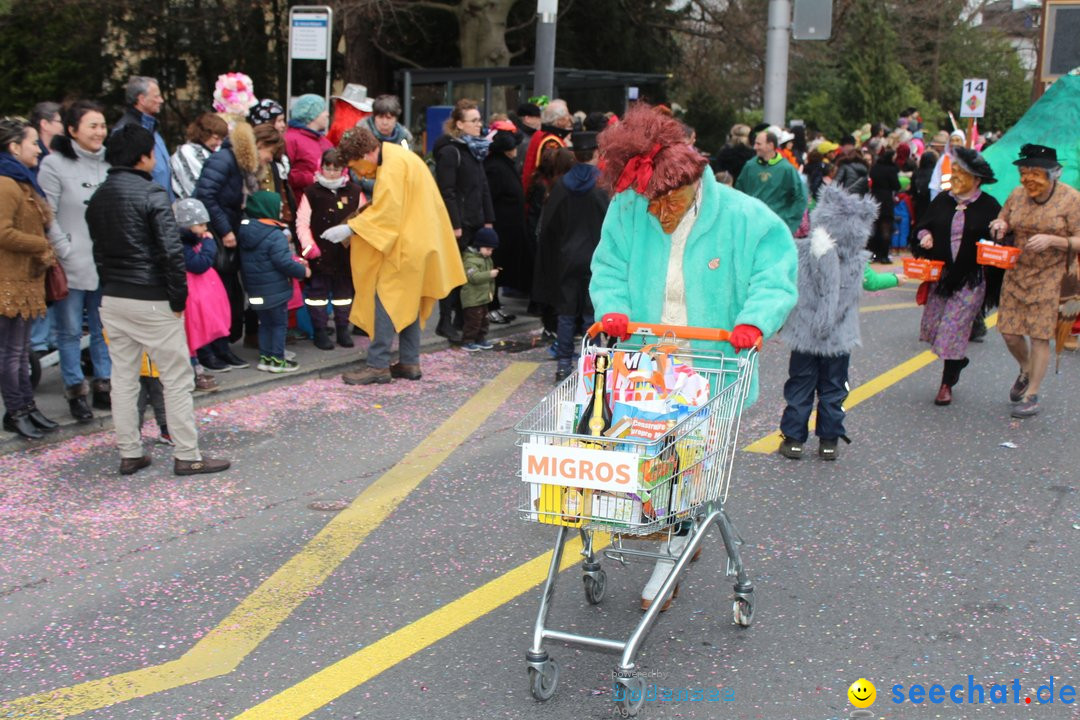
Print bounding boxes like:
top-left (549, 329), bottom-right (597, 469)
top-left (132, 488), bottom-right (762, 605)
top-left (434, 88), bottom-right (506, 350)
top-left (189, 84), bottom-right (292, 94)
top-left (194, 123), bottom-right (281, 363)
top-left (431, 99), bottom-right (493, 342)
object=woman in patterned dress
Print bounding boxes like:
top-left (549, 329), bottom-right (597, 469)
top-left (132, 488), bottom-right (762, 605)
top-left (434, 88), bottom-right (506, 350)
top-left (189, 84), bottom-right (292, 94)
top-left (991, 144), bottom-right (1080, 418)
top-left (914, 147), bottom-right (1000, 406)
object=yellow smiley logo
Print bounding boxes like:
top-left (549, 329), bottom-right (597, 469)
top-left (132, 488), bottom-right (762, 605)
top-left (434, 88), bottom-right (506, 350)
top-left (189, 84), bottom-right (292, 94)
top-left (848, 678), bottom-right (876, 708)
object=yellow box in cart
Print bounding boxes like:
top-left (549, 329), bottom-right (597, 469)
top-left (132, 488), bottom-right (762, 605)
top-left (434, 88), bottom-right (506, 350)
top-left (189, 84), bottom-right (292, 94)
top-left (534, 485), bottom-right (591, 527)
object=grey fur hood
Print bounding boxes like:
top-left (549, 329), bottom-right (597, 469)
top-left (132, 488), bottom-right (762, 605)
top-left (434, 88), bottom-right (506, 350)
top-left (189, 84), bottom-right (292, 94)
top-left (778, 186), bottom-right (879, 356)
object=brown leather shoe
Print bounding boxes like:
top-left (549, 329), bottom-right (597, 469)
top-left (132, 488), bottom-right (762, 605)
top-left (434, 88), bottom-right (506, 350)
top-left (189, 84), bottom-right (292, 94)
top-left (195, 373), bottom-right (220, 392)
top-left (390, 363), bottom-right (422, 381)
top-left (120, 455), bottom-right (152, 475)
top-left (174, 457), bottom-right (231, 476)
top-left (934, 383), bottom-right (952, 406)
top-left (342, 366), bottom-right (392, 385)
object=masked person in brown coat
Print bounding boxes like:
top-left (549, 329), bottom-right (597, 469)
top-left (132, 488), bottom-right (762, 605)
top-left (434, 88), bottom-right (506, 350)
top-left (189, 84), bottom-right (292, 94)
top-left (0, 117), bottom-right (59, 439)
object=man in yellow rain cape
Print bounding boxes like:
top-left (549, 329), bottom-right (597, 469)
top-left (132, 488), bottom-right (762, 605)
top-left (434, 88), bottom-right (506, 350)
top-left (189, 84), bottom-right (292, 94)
top-left (328, 126), bottom-right (466, 385)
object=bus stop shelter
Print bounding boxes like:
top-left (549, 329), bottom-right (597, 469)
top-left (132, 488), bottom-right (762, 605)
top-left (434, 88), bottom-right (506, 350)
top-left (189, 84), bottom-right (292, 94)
top-left (395, 66), bottom-right (670, 127)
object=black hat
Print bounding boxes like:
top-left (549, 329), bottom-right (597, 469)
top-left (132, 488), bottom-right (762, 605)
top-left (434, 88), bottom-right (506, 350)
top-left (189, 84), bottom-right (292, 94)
top-left (952, 147), bottom-right (997, 184)
top-left (516, 102), bottom-right (541, 119)
top-left (1013, 143), bottom-right (1060, 169)
top-left (490, 129), bottom-right (520, 155)
top-left (473, 227), bottom-right (499, 249)
top-left (572, 131), bottom-right (598, 151)
top-left (583, 112), bottom-right (609, 133)
top-left (248, 98), bottom-right (284, 126)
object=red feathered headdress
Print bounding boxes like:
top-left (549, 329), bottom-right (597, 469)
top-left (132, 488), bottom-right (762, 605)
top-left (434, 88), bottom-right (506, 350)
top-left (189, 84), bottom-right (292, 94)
top-left (598, 104), bottom-right (706, 200)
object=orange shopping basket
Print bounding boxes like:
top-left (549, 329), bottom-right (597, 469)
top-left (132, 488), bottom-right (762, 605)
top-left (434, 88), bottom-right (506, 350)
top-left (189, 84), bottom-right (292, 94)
top-left (903, 257), bottom-right (945, 281)
top-left (976, 243), bottom-right (1021, 270)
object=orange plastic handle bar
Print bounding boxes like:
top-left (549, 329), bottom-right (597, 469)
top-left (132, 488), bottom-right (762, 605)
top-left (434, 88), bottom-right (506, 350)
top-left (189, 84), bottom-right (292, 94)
top-left (586, 320), bottom-right (762, 349)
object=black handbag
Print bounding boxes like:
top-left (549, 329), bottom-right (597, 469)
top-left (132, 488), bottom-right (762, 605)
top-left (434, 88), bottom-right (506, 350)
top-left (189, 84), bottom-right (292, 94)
top-left (212, 234), bottom-right (240, 275)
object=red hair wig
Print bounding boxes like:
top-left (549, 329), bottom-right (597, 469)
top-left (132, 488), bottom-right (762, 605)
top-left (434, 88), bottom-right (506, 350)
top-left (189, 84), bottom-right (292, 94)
top-left (598, 104), bottom-right (706, 200)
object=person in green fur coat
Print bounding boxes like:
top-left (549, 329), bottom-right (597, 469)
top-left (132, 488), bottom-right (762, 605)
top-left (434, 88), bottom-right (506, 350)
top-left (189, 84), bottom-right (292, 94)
top-left (590, 109), bottom-right (799, 409)
top-left (588, 105), bottom-right (798, 614)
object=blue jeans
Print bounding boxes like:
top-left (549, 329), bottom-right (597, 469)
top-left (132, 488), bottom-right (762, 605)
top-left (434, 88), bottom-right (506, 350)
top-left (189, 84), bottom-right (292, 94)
top-left (256, 304), bottom-right (288, 360)
top-left (0, 315), bottom-right (33, 413)
top-left (779, 351), bottom-right (850, 442)
top-left (29, 306), bottom-right (57, 352)
top-left (556, 313), bottom-right (594, 367)
top-left (55, 288), bottom-right (111, 388)
top-left (367, 294), bottom-right (419, 369)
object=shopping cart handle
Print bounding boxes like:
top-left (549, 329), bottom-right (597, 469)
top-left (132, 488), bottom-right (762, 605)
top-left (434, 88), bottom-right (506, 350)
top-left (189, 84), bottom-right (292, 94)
top-left (586, 320), bottom-right (762, 349)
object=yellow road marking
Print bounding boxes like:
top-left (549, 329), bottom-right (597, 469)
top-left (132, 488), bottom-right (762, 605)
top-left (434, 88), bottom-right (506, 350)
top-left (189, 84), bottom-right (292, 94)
top-left (0, 363), bottom-right (539, 719)
top-left (233, 533), bottom-right (608, 719)
top-left (744, 314), bottom-right (998, 453)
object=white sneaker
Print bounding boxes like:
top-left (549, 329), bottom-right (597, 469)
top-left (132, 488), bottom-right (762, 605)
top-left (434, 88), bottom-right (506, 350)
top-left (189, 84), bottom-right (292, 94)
top-left (640, 533), bottom-right (689, 611)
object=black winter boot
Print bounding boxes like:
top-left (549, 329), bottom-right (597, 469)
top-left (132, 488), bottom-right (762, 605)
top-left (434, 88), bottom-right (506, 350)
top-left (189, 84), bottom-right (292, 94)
top-left (3, 409), bottom-right (43, 439)
top-left (91, 378), bottom-right (111, 410)
top-left (336, 324), bottom-right (354, 348)
top-left (313, 327), bottom-right (334, 350)
top-left (65, 382), bottom-right (93, 423)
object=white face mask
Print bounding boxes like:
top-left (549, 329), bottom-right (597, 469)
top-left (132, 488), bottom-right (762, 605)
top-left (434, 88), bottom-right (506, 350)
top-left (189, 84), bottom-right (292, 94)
top-left (315, 172), bottom-right (347, 190)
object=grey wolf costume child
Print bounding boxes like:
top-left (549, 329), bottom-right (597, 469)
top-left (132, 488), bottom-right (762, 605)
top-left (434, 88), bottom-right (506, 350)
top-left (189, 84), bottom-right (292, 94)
top-left (777, 185), bottom-right (903, 459)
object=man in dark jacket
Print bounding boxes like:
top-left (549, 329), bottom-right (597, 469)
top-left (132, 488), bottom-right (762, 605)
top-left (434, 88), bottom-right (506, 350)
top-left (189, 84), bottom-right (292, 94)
top-left (533, 131), bottom-right (610, 382)
top-left (87, 124), bottom-right (229, 477)
top-left (511, 102), bottom-right (541, 175)
top-left (111, 76), bottom-right (174, 201)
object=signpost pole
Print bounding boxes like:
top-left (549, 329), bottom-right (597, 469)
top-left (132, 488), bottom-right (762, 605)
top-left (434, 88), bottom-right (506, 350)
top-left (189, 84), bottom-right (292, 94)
top-left (534, 0), bottom-right (558, 99)
top-left (763, 0), bottom-right (792, 126)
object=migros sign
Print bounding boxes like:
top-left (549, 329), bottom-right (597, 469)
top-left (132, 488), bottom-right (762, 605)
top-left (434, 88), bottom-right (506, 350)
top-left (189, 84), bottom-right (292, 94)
top-left (521, 443), bottom-right (641, 494)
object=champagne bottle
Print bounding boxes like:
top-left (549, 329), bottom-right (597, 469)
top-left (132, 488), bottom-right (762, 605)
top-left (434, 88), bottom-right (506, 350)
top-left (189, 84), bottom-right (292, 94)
top-left (577, 354), bottom-right (612, 437)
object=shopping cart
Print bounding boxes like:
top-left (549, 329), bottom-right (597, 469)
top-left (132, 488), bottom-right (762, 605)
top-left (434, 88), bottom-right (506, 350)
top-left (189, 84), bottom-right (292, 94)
top-left (515, 321), bottom-right (758, 716)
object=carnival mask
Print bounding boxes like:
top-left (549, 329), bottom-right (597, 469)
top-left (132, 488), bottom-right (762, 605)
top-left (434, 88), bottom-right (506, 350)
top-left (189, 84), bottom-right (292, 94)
top-left (350, 157), bottom-right (378, 180)
top-left (648, 183), bottom-right (698, 234)
top-left (1019, 167), bottom-right (1051, 198)
top-left (950, 165), bottom-right (976, 196)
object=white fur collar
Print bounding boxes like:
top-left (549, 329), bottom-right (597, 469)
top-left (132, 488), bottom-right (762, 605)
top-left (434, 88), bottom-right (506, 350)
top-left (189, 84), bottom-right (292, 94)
top-left (809, 227), bottom-right (836, 258)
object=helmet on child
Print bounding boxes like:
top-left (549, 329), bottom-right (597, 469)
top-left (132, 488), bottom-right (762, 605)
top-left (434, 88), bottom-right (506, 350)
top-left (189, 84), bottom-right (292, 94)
top-left (173, 198), bottom-right (211, 227)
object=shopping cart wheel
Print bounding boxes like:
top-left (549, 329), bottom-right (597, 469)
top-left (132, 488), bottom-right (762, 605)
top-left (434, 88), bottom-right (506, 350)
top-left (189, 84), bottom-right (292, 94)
top-left (733, 596), bottom-right (754, 627)
top-left (529, 658), bottom-right (559, 701)
top-left (614, 675), bottom-right (645, 716)
top-left (583, 569), bottom-right (606, 605)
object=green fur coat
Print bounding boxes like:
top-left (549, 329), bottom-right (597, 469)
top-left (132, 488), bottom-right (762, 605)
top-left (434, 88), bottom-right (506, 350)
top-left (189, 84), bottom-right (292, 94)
top-left (589, 172), bottom-right (799, 405)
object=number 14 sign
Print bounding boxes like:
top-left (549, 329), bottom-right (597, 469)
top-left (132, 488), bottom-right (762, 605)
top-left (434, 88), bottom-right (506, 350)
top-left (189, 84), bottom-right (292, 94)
top-left (960, 78), bottom-right (988, 118)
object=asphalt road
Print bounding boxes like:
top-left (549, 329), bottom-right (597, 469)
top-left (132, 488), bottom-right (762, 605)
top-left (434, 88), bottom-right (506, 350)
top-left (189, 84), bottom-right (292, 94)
top-left (1, 283), bottom-right (1078, 720)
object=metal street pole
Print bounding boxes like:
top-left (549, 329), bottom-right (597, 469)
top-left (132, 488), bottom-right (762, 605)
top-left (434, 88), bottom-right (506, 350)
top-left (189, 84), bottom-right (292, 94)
top-left (534, 0), bottom-right (558, 99)
top-left (763, 0), bottom-right (791, 127)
